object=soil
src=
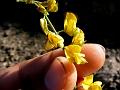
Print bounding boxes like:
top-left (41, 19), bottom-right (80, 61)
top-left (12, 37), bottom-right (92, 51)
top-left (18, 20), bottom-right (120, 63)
top-left (0, 23), bottom-right (46, 68)
top-left (95, 48), bottom-right (120, 90)
top-left (0, 23), bottom-right (120, 90)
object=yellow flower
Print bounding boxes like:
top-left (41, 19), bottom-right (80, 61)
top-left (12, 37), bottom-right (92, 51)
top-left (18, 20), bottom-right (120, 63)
top-left (45, 31), bottom-right (64, 50)
top-left (31, 0), bottom-right (49, 15)
top-left (81, 74), bottom-right (102, 90)
top-left (47, 0), bottom-right (58, 12)
top-left (88, 81), bottom-right (102, 90)
top-left (40, 18), bottom-right (49, 35)
top-left (81, 74), bottom-right (94, 90)
top-left (40, 16), bottom-right (64, 50)
top-left (37, 3), bottom-right (48, 15)
top-left (64, 45), bottom-right (87, 64)
top-left (72, 28), bottom-right (85, 46)
top-left (64, 12), bottom-right (77, 36)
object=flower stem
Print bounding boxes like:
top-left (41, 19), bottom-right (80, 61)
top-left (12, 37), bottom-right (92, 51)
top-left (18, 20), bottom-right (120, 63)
top-left (58, 30), bottom-right (64, 34)
top-left (44, 15), bottom-right (58, 34)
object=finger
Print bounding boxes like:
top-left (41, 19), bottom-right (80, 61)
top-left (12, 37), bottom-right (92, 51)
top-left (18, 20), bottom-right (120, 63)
top-left (75, 44), bottom-right (105, 78)
top-left (19, 48), bottom-right (65, 89)
top-left (19, 48), bottom-right (64, 80)
top-left (77, 86), bottom-right (84, 90)
top-left (45, 57), bottom-right (77, 90)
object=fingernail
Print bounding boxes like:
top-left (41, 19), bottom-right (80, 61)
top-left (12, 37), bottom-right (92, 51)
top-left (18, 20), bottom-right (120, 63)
top-left (45, 58), bottom-right (66, 90)
top-left (97, 44), bottom-right (105, 53)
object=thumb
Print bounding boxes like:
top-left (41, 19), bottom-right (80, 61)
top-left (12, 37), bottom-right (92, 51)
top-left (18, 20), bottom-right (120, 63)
top-left (45, 57), bottom-right (77, 90)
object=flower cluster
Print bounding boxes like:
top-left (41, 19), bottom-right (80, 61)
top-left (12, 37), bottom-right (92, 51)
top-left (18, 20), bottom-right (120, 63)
top-left (78, 74), bottom-right (102, 90)
top-left (40, 12), bottom-right (87, 64)
top-left (16, 0), bottom-right (103, 89)
top-left (64, 12), bottom-right (87, 64)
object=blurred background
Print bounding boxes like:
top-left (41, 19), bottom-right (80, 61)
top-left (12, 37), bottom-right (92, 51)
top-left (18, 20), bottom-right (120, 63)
top-left (0, 0), bottom-right (120, 90)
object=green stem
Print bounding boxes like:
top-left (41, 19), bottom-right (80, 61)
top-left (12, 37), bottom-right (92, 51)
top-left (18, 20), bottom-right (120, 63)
top-left (58, 30), bottom-right (64, 34)
top-left (45, 15), bottom-right (58, 34)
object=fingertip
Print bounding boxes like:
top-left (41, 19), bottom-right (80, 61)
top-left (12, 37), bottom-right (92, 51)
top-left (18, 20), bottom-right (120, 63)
top-left (82, 44), bottom-right (105, 67)
top-left (76, 44), bottom-right (105, 77)
top-left (82, 44), bottom-right (105, 59)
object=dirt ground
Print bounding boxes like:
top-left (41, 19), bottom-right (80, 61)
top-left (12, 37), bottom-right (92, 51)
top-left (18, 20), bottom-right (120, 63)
top-left (0, 23), bottom-right (120, 90)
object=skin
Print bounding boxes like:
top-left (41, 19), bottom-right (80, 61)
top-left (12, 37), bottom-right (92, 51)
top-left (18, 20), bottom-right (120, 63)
top-left (76, 44), bottom-right (105, 77)
top-left (0, 44), bottom-right (105, 90)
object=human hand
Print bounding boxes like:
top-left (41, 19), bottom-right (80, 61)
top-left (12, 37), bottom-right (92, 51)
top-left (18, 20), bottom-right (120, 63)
top-left (0, 44), bottom-right (105, 90)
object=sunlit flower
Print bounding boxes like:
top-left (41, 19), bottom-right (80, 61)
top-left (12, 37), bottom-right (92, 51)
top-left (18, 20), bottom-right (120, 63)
top-left (37, 3), bottom-right (48, 15)
top-left (45, 31), bottom-right (64, 50)
top-left (40, 18), bottom-right (49, 35)
top-left (47, 0), bottom-right (58, 12)
top-left (64, 12), bottom-right (77, 36)
top-left (80, 74), bottom-right (102, 90)
top-left (72, 28), bottom-right (85, 46)
top-left (64, 45), bottom-right (87, 64)
top-left (88, 81), bottom-right (102, 90)
top-left (40, 18), bottom-right (64, 50)
top-left (81, 74), bottom-right (94, 90)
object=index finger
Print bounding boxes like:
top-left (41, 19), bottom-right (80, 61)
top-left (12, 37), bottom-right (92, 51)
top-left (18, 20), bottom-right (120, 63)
top-left (75, 44), bottom-right (105, 78)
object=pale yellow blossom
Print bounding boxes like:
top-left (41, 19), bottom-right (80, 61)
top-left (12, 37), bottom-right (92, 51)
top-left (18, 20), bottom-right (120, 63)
top-left (72, 28), bottom-right (85, 46)
top-left (40, 18), bottom-right (49, 35)
top-left (64, 45), bottom-right (87, 64)
top-left (88, 81), bottom-right (102, 90)
top-left (47, 0), bottom-right (58, 12)
top-left (64, 12), bottom-right (77, 36)
top-left (37, 3), bottom-right (48, 15)
top-left (81, 74), bottom-right (94, 90)
top-left (45, 31), bottom-right (64, 50)
top-left (81, 74), bottom-right (102, 90)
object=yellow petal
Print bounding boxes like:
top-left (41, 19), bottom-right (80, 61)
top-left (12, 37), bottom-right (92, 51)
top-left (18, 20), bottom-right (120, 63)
top-left (72, 29), bottom-right (85, 46)
top-left (88, 82), bottom-right (102, 90)
top-left (45, 31), bottom-right (64, 50)
top-left (81, 75), bottom-right (102, 90)
top-left (45, 40), bottom-right (57, 50)
top-left (40, 18), bottom-right (49, 35)
top-left (93, 81), bottom-right (102, 86)
top-left (74, 53), bottom-right (87, 64)
top-left (64, 12), bottom-right (77, 36)
top-left (33, 1), bottom-right (48, 14)
top-left (83, 74), bottom-right (93, 85)
top-left (82, 84), bottom-right (90, 90)
top-left (47, 0), bottom-right (58, 12)
top-left (64, 45), bottom-right (87, 64)
top-left (81, 74), bottom-right (93, 90)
